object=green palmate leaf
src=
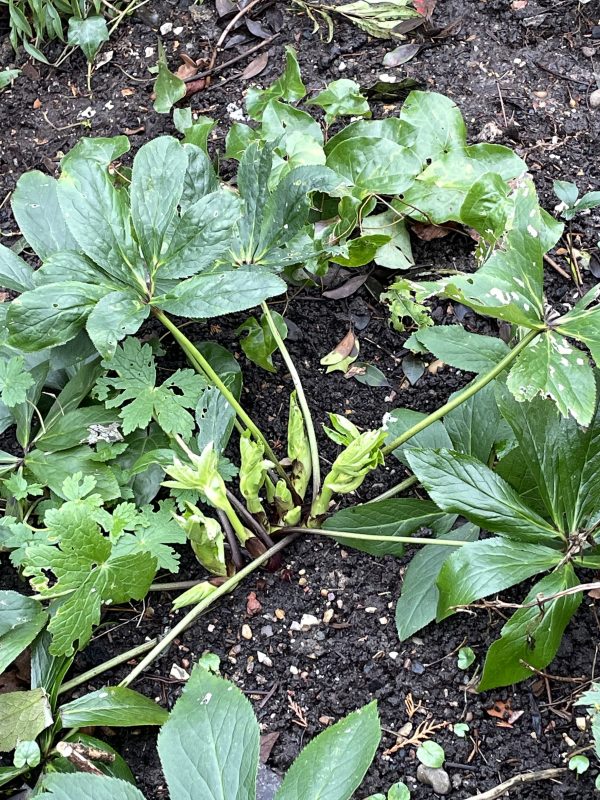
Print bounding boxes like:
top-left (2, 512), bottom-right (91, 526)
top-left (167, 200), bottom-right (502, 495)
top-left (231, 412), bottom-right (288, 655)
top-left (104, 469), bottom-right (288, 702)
top-left (308, 79), bottom-right (370, 124)
top-left (0, 591), bottom-right (48, 674)
top-left (0, 356), bottom-right (34, 407)
top-left (0, 243), bottom-right (35, 292)
top-left (324, 117), bottom-right (414, 155)
top-left (158, 190), bottom-right (241, 280)
top-left (12, 171), bottom-right (78, 260)
top-left (406, 325), bottom-right (509, 374)
top-left (58, 687), bottom-right (168, 728)
top-left (26, 445), bottom-right (121, 501)
top-left (237, 311), bottom-right (287, 373)
top-left (130, 137), bottom-right (188, 268)
top-left (395, 523), bottom-right (479, 641)
top-left (506, 331), bottom-right (596, 426)
top-left (113, 501), bottom-right (186, 572)
top-left (58, 158), bottom-right (146, 289)
top-left (436, 537), bottom-right (562, 621)
top-left (67, 16), bottom-right (109, 62)
top-left (95, 338), bottom-right (206, 438)
top-left (275, 702), bottom-right (380, 800)
top-left (154, 41), bottom-right (185, 114)
top-left (478, 565), bottom-right (581, 691)
top-left (157, 665), bottom-right (260, 800)
top-left (85, 290), bottom-right (151, 358)
top-left (155, 269), bottom-right (286, 318)
top-left (174, 108), bottom-right (216, 152)
top-left (22, 489), bottom-right (156, 655)
top-left (443, 382), bottom-right (501, 464)
top-left (7, 281), bottom-right (107, 351)
top-left (38, 774), bottom-right (146, 800)
top-left (497, 385), bottom-right (600, 533)
top-left (326, 136), bottom-right (421, 197)
top-left (406, 448), bottom-right (561, 544)
top-left (555, 286), bottom-right (600, 368)
top-left (362, 208), bottom-right (414, 270)
top-left (0, 689), bottom-right (53, 753)
top-left (323, 498), bottom-right (456, 557)
top-left (400, 91), bottom-right (467, 164)
top-left (246, 46), bottom-right (306, 120)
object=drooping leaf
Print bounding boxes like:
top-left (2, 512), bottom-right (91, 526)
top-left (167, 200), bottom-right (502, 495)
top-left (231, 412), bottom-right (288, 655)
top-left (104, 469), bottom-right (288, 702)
top-left (157, 665), bottom-right (260, 800)
top-left (0, 591), bottom-right (48, 674)
top-left (154, 41), bottom-right (185, 114)
top-left (0, 243), bottom-right (35, 292)
top-left (407, 325), bottom-right (509, 373)
top-left (436, 537), bottom-right (562, 621)
top-left (237, 311), bottom-right (287, 373)
top-left (58, 687), bottom-right (168, 728)
top-left (406, 448), bottom-right (562, 544)
top-left (67, 16), bottom-right (109, 62)
top-left (12, 171), bottom-right (78, 260)
top-left (274, 701), bottom-right (380, 800)
top-left (323, 498), bottom-right (456, 556)
top-left (395, 523), bottom-right (479, 641)
top-left (478, 565), bottom-right (582, 690)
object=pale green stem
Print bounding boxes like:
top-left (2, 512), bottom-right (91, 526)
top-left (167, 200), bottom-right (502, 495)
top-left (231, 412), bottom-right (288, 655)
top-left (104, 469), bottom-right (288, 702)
top-left (261, 301), bottom-right (321, 501)
top-left (154, 309), bottom-right (292, 490)
top-left (365, 474), bottom-right (418, 503)
top-left (58, 639), bottom-right (158, 695)
top-left (382, 328), bottom-right (542, 456)
top-left (285, 527), bottom-right (467, 548)
top-left (120, 533), bottom-right (299, 687)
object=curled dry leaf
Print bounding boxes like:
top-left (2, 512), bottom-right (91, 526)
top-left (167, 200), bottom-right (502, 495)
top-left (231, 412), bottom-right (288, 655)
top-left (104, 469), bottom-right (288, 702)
top-left (410, 221), bottom-right (453, 241)
top-left (322, 273), bottom-right (369, 300)
top-left (259, 731), bottom-right (280, 763)
top-left (383, 43), bottom-right (421, 67)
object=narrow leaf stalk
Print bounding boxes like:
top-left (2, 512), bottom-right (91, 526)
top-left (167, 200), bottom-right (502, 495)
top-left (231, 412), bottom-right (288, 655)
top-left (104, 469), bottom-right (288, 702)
top-left (261, 301), bottom-right (321, 501)
top-left (154, 308), bottom-right (293, 490)
top-left (365, 475), bottom-right (418, 503)
top-left (58, 639), bottom-right (158, 695)
top-left (382, 328), bottom-right (542, 456)
top-left (120, 532), bottom-right (299, 688)
top-left (284, 527), bottom-right (468, 548)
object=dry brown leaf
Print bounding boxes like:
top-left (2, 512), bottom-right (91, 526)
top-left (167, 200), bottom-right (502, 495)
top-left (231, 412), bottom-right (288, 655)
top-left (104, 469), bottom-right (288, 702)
top-left (242, 52), bottom-right (269, 80)
top-left (411, 222), bottom-right (452, 241)
top-left (259, 732), bottom-right (280, 763)
top-left (427, 359), bottom-right (444, 374)
top-left (333, 330), bottom-right (357, 359)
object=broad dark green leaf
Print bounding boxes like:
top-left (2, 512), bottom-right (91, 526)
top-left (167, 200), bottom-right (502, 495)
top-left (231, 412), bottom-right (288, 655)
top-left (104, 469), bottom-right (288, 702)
top-left (237, 311), bottom-right (287, 373)
top-left (12, 172), bottom-right (78, 260)
top-left (406, 448), bottom-right (561, 543)
top-left (460, 172), bottom-right (510, 242)
top-left (34, 251), bottom-right (114, 287)
top-left (323, 498), bottom-right (456, 556)
top-left (506, 331), bottom-right (596, 426)
top-left (26, 447), bottom-right (121, 501)
top-left (157, 665), bottom-right (260, 800)
top-left (67, 16), bottom-right (109, 62)
top-left (444, 382), bottom-right (501, 463)
top-left (395, 523), bottom-right (479, 641)
top-left (399, 91), bottom-right (466, 164)
top-left (0, 591), bottom-right (47, 674)
top-left (324, 117), bottom-right (415, 155)
top-left (37, 774), bottom-right (145, 800)
top-left (155, 270), bottom-right (286, 318)
top-left (497, 384), bottom-right (600, 532)
top-left (130, 137), bottom-right (188, 267)
top-left (61, 136), bottom-right (130, 170)
top-left (384, 408), bottom-right (452, 466)
top-left (436, 537), bottom-right (562, 620)
top-left (408, 325), bottom-right (509, 373)
top-left (307, 78), bottom-right (370, 124)
top-left (174, 109), bottom-right (216, 153)
top-left (59, 687), bottom-right (168, 728)
top-left (158, 191), bottom-right (241, 280)
top-left (478, 565), bottom-right (581, 690)
top-left (274, 702), bottom-right (380, 800)
top-left (43, 360), bottom-right (104, 430)
top-left (86, 291), bottom-right (151, 358)
top-left (262, 99), bottom-right (323, 148)
top-left (58, 159), bottom-right (145, 288)
top-left (7, 282), bottom-right (106, 351)
top-left (555, 289), bottom-right (600, 374)
top-left (326, 136), bottom-right (421, 197)
top-left (237, 142), bottom-right (275, 261)
top-left (154, 41), bottom-right (185, 114)
top-left (35, 406), bottom-right (120, 452)
top-left (246, 46), bottom-right (306, 120)
top-left (0, 243), bottom-right (35, 292)
top-left (181, 145), bottom-right (219, 210)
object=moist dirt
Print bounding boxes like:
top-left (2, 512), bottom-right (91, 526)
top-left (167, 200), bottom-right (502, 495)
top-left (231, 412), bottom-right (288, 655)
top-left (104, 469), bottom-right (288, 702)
top-left (1, 0), bottom-right (600, 797)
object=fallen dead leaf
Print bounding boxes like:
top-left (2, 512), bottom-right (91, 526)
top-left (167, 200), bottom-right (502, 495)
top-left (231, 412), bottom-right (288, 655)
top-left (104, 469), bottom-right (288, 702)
top-left (411, 221), bottom-right (452, 241)
top-left (259, 732), bottom-right (280, 763)
top-left (33, 98), bottom-right (41, 109)
top-left (121, 87), bottom-right (135, 97)
top-left (242, 51), bottom-right (269, 80)
top-left (123, 126), bottom-right (145, 135)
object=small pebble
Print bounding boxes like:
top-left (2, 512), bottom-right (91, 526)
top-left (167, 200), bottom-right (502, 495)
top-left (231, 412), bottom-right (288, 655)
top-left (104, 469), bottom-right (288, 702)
top-left (289, 665), bottom-right (299, 675)
top-left (582, 46), bottom-right (596, 57)
top-left (589, 89), bottom-right (600, 109)
top-left (275, 608), bottom-right (285, 620)
top-left (389, 651), bottom-right (399, 660)
top-left (257, 651), bottom-right (273, 667)
top-left (411, 661), bottom-right (425, 675)
top-left (241, 624), bottom-right (252, 640)
top-left (299, 613), bottom-right (320, 628)
top-left (416, 765), bottom-right (451, 795)
top-left (160, 22), bottom-right (173, 34)
top-left (323, 609), bottom-right (334, 624)
top-left (261, 625), bottom-right (274, 638)
top-left (365, 607), bottom-right (377, 614)
top-left (170, 663), bottom-right (190, 681)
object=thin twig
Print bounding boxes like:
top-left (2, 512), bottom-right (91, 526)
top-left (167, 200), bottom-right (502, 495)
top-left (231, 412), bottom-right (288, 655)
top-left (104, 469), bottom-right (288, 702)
top-left (217, 508), bottom-right (244, 570)
top-left (462, 768), bottom-right (566, 800)
top-left (452, 581), bottom-right (600, 613)
top-left (184, 34), bottom-right (280, 84)
top-left (544, 253), bottom-right (571, 281)
top-left (206, 0), bottom-right (266, 75)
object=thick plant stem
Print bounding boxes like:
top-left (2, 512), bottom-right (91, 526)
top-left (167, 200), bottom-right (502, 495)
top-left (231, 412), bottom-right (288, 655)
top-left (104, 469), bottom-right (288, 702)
top-left (58, 640), bottom-right (158, 695)
top-left (382, 328), bottom-right (542, 456)
top-left (154, 308), bottom-right (292, 489)
top-left (284, 527), bottom-right (467, 548)
top-left (120, 533), bottom-right (299, 688)
top-left (365, 475), bottom-right (418, 503)
top-left (261, 301), bottom-right (321, 501)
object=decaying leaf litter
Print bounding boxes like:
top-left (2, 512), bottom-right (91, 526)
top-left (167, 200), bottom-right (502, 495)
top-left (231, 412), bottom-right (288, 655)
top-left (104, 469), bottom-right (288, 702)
top-left (1, 0), bottom-right (600, 798)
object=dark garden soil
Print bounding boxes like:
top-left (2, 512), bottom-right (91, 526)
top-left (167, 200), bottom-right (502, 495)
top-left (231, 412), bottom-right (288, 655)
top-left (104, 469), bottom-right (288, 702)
top-left (2, 0), bottom-right (600, 798)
